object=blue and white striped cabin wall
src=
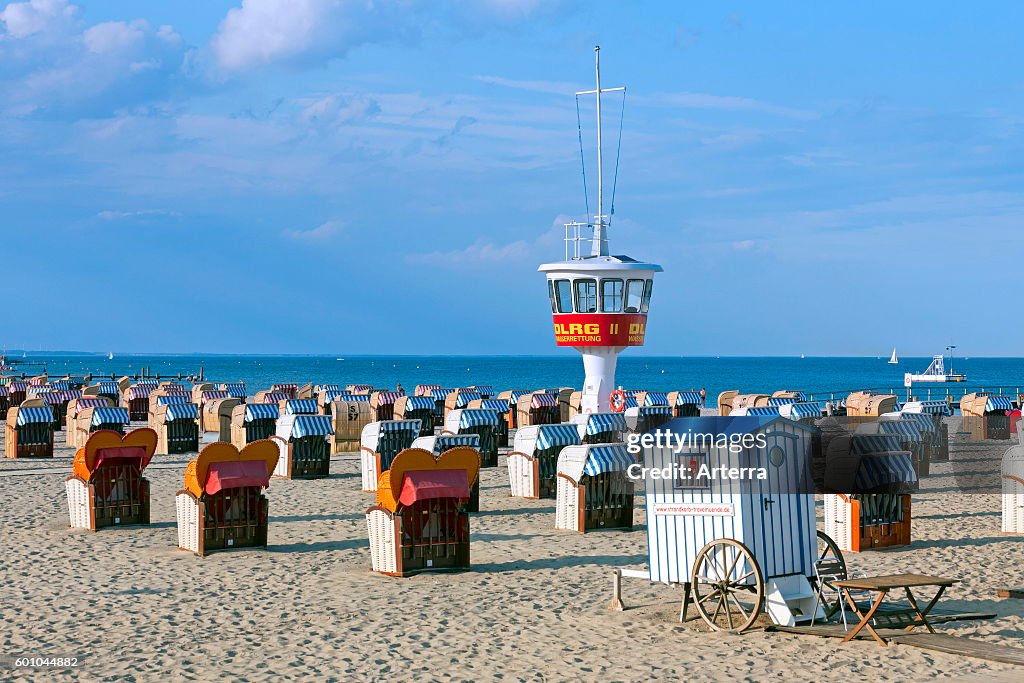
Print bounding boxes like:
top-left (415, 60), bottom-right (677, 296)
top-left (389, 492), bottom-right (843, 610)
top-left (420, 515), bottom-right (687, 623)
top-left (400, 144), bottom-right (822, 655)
top-left (643, 418), bottom-right (816, 585)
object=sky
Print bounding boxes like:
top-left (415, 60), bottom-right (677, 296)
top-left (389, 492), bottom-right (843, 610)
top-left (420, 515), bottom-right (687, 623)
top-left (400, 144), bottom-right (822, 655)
top-left (1, 0), bottom-right (1022, 357)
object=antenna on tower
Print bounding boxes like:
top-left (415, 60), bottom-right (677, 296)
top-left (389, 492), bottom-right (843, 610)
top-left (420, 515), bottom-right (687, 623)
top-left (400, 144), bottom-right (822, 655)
top-left (575, 45), bottom-right (625, 257)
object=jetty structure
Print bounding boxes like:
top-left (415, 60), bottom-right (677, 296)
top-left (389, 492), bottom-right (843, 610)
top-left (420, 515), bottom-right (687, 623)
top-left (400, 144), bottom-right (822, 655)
top-left (538, 46), bottom-right (662, 414)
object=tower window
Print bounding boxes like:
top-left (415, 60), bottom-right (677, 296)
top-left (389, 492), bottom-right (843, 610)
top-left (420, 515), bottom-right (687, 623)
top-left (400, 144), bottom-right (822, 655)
top-left (625, 279), bottom-right (644, 313)
top-left (601, 279), bottom-right (623, 312)
top-left (574, 279), bottom-right (598, 313)
top-left (554, 280), bottom-right (573, 313)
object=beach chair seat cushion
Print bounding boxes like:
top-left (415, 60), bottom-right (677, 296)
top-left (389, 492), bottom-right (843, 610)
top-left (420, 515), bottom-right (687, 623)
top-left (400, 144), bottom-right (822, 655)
top-left (205, 460), bottom-right (272, 495)
top-left (399, 469), bottom-right (470, 506)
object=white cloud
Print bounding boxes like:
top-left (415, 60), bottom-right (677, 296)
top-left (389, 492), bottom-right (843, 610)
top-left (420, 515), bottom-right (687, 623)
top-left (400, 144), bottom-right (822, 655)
top-left (83, 21), bottom-right (146, 55)
top-left (645, 91), bottom-right (818, 121)
top-left (474, 75), bottom-right (583, 96)
top-left (408, 239), bottom-right (530, 266)
top-left (0, 0), bottom-right (77, 39)
top-left (0, 3), bottom-right (188, 117)
top-left (97, 208), bottom-right (181, 220)
top-left (284, 219), bottom-right (343, 241)
top-left (210, 0), bottom-right (556, 72)
top-left (211, 0), bottom-right (401, 72)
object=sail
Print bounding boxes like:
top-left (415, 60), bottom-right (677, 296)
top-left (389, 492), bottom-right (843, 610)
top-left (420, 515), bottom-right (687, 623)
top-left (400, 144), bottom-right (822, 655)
top-left (888, 348), bottom-right (898, 364)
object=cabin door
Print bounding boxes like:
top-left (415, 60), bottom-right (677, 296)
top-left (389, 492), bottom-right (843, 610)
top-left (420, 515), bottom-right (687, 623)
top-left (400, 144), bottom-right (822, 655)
top-left (751, 431), bottom-right (810, 578)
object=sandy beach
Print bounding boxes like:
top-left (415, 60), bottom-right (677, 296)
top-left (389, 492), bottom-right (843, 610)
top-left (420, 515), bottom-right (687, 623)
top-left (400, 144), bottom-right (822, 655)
top-left (0, 425), bottom-right (1020, 682)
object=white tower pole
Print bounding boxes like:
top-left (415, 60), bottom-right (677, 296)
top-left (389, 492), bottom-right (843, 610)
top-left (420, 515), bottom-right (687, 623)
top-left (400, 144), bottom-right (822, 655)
top-left (593, 45), bottom-right (606, 257)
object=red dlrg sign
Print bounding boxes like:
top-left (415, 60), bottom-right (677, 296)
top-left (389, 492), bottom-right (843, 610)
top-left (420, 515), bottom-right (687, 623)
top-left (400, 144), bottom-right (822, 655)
top-left (551, 313), bottom-right (648, 347)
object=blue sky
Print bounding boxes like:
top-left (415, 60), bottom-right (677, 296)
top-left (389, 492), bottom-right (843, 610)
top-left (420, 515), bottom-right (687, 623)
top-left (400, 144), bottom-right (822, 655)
top-left (1, 1), bottom-right (1021, 356)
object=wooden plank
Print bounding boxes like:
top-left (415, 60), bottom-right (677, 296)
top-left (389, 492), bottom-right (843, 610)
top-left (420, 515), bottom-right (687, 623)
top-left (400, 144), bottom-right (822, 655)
top-left (835, 573), bottom-right (959, 591)
top-left (997, 587), bottom-right (1024, 598)
top-left (767, 612), bottom-right (996, 639)
top-left (890, 633), bottom-right (1024, 666)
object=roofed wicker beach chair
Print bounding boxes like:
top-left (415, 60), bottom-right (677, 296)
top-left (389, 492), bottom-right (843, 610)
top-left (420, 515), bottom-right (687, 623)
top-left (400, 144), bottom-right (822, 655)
top-left (271, 413), bottom-right (334, 478)
top-left (176, 440), bottom-right (279, 556)
top-left (6, 402), bottom-right (56, 458)
top-left (66, 428), bottom-right (158, 531)
top-left (230, 402), bottom-right (278, 449)
top-left (555, 443), bottom-right (635, 533)
top-left (359, 419), bottom-right (423, 492)
top-left (508, 423), bottom-right (581, 499)
top-left (366, 447), bottom-right (479, 577)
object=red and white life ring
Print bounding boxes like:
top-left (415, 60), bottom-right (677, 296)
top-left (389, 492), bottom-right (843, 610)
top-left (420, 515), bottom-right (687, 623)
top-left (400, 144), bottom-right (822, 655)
top-left (609, 389), bottom-right (628, 413)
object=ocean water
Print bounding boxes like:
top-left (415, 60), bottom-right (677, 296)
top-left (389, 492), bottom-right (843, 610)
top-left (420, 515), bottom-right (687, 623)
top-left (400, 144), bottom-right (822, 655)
top-left (11, 353), bottom-right (1024, 404)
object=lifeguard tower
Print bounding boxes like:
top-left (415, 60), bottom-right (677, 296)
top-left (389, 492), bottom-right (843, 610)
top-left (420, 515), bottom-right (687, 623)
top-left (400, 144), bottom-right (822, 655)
top-left (538, 47), bottom-right (661, 415)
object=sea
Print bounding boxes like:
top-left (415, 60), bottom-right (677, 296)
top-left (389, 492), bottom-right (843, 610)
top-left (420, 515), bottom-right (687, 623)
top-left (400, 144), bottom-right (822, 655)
top-left (11, 354), bottom-right (1024, 403)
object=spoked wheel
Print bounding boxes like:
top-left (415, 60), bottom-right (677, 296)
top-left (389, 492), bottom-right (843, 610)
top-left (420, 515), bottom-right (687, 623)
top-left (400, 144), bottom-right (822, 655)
top-left (812, 530), bottom-right (847, 619)
top-left (690, 538), bottom-right (764, 633)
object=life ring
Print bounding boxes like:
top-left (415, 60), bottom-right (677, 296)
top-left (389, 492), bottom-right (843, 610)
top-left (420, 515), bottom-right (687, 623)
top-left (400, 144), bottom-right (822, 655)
top-left (609, 389), bottom-right (627, 413)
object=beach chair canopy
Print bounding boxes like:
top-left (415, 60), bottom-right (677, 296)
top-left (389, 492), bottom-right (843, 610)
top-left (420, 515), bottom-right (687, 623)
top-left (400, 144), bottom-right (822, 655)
top-left (900, 400), bottom-right (950, 416)
top-left (27, 386), bottom-right (48, 399)
top-left (375, 447), bottom-right (480, 512)
top-left (580, 412), bottom-right (628, 435)
top-left (44, 389), bottom-right (81, 404)
top-left (50, 380), bottom-right (71, 391)
top-left (184, 441), bottom-right (279, 498)
top-left (784, 402), bottom-right (822, 420)
top-left (536, 424), bottom-right (582, 451)
top-left (638, 406), bottom-right (673, 417)
top-left (531, 392), bottom-right (558, 408)
top-left (158, 394), bottom-right (191, 406)
top-left (75, 397), bottom-right (112, 411)
top-left (987, 396), bottom-right (1014, 413)
top-left (221, 382), bottom-right (247, 398)
top-left (855, 453), bottom-right (918, 490)
top-left (320, 389), bottom-right (344, 404)
top-left (347, 384), bottom-right (373, 392)
top-left (315, 383), bottom-right (340, 394)
top-left (272, 383), bottom-right (298, 392)
top-left (430, 388), bottom-right (454, 402)
top-left (899, 413), bottom-right (938, 433)
top-left (98, 381), bottom-right (120, 395)
top-left (404, 397), bottom-right (435, 411)
top-left (165, 404), bottom-right (199, 421)
top-left (434, 434), bottom-right (480, 453)
top-left (16, 407), bottom-right (54, 425)
top-left (92, 407), bottom-right (129, 426)
top-left (10, 381), bottom-right (29, 391)
top-left (281, 414), bottom-right (334, 438)
top-left (372, 391), bottom-right (404, 407)
top-left (0, 386), bottom-right (8, 397)
top-left (283, 399), bottom-right (319, 415)
top-left (454, 391), bottom-right (482, 408)
top-left (457, 409), bottom-right (500, 429)
top-left (850, 434), bottom-right (903, 455)
top-left (201, 390), bottom-right (230, 402)
top-left (479, 398), bottom-right (508, 412)
top-left (262, 391), bottom-right (289, 403)
top-left (643, 392), bottom-right (669, 407)
top-left (767, 396), bottom-right (799, 406)
top-left (508, 390), bottom-right (532, 403)
top-left (339, 393), bottom-right (370, 403)
top-left (557, 444), bottom-right (633, 482)
top-left (415, 384), bottom-right (441, 396)
top-left (72, 428), bottom-right (158, 482)
top-left (127, 386), bottom-right (152, 400)
top-left (244, 403), bottom-right (279, 422)
top-left (878, 420), bottom-right (923, 441)
top-left (741, 406), bottom-right (781, 417)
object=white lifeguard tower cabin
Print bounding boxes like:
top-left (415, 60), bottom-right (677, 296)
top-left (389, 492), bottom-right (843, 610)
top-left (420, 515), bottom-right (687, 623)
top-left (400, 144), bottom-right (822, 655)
top-left (538, 47), bottom-right (661, 415)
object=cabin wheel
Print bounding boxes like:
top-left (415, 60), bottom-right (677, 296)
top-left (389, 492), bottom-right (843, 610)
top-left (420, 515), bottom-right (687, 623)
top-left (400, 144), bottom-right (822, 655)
top-left (690, 538), bottom-right (764, 633)
top-left (811, 530), bottom-right (847, 619)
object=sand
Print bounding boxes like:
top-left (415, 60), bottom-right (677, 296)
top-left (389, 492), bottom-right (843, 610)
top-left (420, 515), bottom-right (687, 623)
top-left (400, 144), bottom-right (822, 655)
top-left (1, 425), bottom-right (1023, 682)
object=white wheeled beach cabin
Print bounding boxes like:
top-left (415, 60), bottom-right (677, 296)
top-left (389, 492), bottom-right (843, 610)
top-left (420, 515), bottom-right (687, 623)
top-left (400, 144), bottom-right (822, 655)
top-left (642, 416), bottom-right (823, 630)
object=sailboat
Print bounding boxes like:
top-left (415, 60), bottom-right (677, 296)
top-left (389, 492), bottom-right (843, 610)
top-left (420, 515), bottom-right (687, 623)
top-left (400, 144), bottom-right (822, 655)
top-left (107, 351), bottom-right (114, 360)
top-left (888, 348), bottom-right (898, 364)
